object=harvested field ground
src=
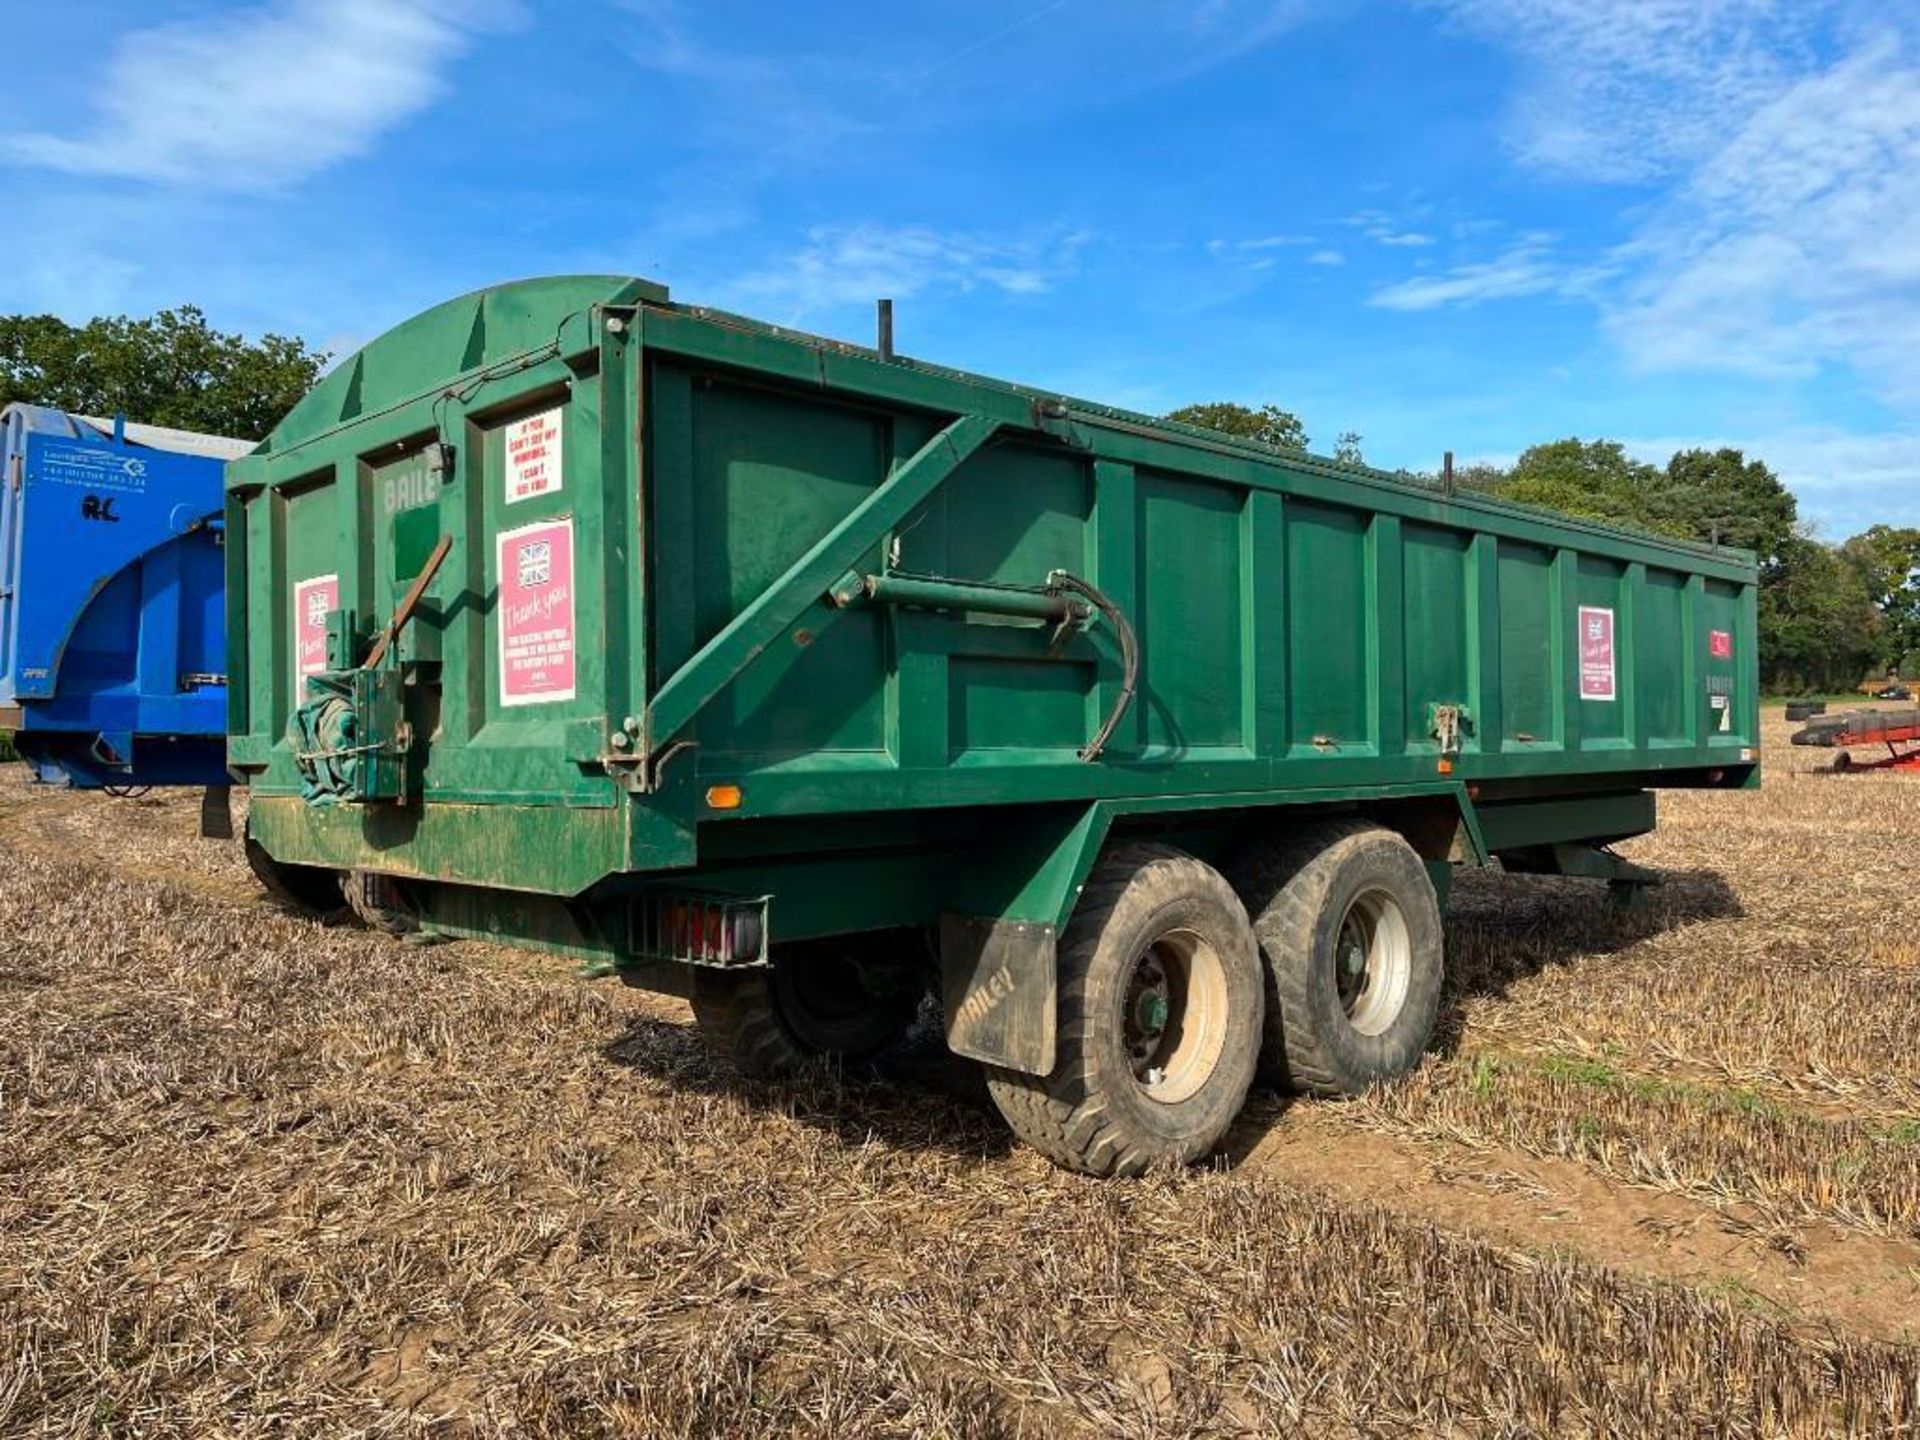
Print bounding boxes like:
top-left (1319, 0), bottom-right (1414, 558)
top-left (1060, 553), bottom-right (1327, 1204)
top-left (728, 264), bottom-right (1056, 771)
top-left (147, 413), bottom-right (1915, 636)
top-left (3, 712), bottom-right (1919, 1437)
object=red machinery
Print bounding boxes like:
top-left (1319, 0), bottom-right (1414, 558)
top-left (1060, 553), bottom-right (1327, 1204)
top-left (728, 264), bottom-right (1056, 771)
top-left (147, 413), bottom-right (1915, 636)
top-left (1791, 708), bottom-right (1920, 771)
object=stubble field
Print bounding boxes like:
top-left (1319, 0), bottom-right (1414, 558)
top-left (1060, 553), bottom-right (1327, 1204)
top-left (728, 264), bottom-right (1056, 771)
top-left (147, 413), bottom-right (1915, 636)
top-left (1, 710), bottom-right (1917, 1437)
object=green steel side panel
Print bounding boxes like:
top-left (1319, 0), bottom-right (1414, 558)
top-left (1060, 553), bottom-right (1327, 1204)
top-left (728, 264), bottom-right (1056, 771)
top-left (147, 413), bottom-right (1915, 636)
top-left (1137, 472), bottom-right (1244, 755)
top-left (1403, 523), bottom-right (1471, 750)
top-left (945, 445), bottom-right (1089, 591)
top-left (642, 403), bottom-right (999, 759)
top-left (1701, 578), bottom-right (1751, 747)
top-left (230, 274), bottom-right (1762, 905)
top-left (937, 442), bottom-right (1094, 757)
top-left (1286, 500), bottom-right (1369, 752)
top-left (1642, 569), bottom-right (1688, 745)
top-left (950, 655), bottom-right (1092, 754)
top-left (1497, 541), bottom-right (1556, 746)
top-left (684, 377), bottom-right (890, 758)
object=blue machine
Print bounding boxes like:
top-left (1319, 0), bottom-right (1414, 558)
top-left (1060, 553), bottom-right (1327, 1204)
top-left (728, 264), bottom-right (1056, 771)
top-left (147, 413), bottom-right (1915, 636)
top-left (0, 403), bottom-right (250, 790)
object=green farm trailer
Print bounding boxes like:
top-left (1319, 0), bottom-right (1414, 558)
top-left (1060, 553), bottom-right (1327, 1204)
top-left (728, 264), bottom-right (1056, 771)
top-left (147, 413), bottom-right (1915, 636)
top-left (227, 275), bottom-right (1759, 1176)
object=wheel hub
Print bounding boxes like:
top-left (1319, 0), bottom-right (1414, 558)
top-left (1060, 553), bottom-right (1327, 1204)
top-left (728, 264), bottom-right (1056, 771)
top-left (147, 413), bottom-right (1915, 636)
top-left (1133, 988), bottom-right (1170, 1038)
top-left (1335, 888), bottom-right (1415, 1037)
top-left (1337, 919), bottom-right (1371, 1008)
top-left (1121, 933), bottom-right (1229, 1105)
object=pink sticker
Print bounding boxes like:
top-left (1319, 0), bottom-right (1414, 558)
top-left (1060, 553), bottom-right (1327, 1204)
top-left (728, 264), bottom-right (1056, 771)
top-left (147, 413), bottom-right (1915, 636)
top-left (498, 518), bottom-right (576, 706)
top-left (293, 574), bottom-right (338, 689)
top-left (1578, 605), bottom-right (1616, 702)
top-left (1709, 629), bottom-right (1733, 659)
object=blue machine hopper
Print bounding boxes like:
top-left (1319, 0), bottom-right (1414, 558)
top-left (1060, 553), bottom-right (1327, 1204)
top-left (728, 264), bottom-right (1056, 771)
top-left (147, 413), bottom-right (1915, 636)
top-left (0, 403), bottom-right (251, 789)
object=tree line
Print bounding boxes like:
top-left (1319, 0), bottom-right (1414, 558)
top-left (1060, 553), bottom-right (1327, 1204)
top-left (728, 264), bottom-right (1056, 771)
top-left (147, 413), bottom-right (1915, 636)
top-left (1, 308), bottom-right (326, 443)
top-left (1169, 403), bottom-right (1917, 696)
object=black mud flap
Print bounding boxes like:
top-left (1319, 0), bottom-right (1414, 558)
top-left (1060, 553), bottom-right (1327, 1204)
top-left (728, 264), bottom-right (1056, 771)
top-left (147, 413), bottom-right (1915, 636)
top-left (199, 785), bottom-right (235, 840)
top-left (939, 914), bottom-right (1057, 1076)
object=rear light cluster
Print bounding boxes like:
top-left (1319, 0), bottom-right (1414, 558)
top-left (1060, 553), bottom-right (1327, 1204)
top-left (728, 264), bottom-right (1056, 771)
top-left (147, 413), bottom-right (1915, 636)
top-left (632, 892), bottom-right (768, 967)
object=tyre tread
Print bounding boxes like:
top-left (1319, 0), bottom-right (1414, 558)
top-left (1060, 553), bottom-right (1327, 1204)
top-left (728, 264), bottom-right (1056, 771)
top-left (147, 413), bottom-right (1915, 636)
top-left (1235, 821), bottom-right (1442, 1097)
top-left (986, 843), bottom-right (1260, 1177)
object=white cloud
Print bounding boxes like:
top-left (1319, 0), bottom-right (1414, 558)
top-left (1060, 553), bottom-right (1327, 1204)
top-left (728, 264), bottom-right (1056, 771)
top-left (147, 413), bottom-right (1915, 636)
top-left (1605, 38), bottom-right (1920, 397)
top-left (717, 224), bottom-right (1090, 321)
top-left (1208, 234), bottom-right (1315, 253)
top-left (1, 0), bottom-right (508, 190)
top-left (1369, 237), bottom-right (1575, 310)
top-left (1176, 0), bottom-right (1329, 73)
top-left (1346, 209), bottom-right (1437, 247)
top-left (1408, 6), bottom-right (1920, 411)
top-left (1307, 249), bottom-right (1345, 267)
top-left (1431, 0), bottom-right (1827, 184)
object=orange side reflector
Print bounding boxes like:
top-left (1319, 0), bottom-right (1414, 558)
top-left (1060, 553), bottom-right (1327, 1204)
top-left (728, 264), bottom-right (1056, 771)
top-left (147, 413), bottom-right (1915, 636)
top-left (705, 784), bottom-right (744, 811)
top-left (1436, 758), bottom-right (1454, 775)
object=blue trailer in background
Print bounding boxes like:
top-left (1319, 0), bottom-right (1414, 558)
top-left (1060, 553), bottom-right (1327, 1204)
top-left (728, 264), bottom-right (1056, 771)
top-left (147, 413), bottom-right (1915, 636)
top-left (0, 403), bottom-right (250, 790)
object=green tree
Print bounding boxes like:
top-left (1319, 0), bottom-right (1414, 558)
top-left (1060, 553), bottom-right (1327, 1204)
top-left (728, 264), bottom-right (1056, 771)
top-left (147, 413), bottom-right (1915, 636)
top-left (1759, 532), bottom-right (1882, 693)
top-left (0, 306), bottom-right (327, 442)
top-left (1653, 448), bottom-right (1797, 564)
top-left (1166, 401), bottom-right (1307, 451)
top-left (1454, 461), bottom-right (1511, 493)
top-left (1333, 430), bottom-right (1365, 466)
top-left (1494, 438), bottom-right (1684, 537)
top-left (1839, 524), bottom-right (1920, 672)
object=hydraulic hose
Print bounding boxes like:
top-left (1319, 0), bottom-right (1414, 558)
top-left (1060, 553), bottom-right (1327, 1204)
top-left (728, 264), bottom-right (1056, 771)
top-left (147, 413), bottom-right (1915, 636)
top-left (1046, 569), bottom-right (1137, 763)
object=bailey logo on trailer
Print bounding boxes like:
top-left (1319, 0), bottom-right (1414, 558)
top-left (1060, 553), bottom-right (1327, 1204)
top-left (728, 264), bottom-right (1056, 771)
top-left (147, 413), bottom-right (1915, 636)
top-left (1579, 605), bottom-right (1616, 702)
top-left (504, 408), bottom-right (563, 505)
top-left (498, 519), bottom-right (576, 706)
top-left (293, 574), bottom-right (339, 690)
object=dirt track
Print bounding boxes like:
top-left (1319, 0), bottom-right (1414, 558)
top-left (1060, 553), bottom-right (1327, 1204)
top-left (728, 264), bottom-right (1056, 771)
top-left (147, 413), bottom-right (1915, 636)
top-left (2, 713), bottom-right (1917, 1436)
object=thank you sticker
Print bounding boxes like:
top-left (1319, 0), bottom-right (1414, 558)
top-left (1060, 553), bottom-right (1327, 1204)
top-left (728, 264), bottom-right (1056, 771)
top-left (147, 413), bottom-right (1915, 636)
top-left (1578, 605), bottom-right (1616, 702)
top-left (504, 407), bottom-right (563, 505)
top-left (498, 518), bottom-right (576, 706)
top-left (293, 574), bottom-right (338, 689)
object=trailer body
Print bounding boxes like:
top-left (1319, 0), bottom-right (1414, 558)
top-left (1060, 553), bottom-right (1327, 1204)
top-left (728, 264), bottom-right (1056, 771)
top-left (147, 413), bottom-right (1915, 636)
top-left (229, 275), bottom-right (1760, 1079)
top-left (1, 404), bottom-right (248, 788)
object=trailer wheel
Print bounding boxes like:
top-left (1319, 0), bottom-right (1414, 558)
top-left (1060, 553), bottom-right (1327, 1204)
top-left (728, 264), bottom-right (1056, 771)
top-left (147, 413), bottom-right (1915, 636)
top-left (244, 836), bottom-right (346, 920)
top-left (1236, 821), bottom-right (1442, 1097)
top-left (344, 870), bottom-right (418, 937)
top-left (690, 935), bottom-right (926, 1078)
top-left (984, 844), bottom-right (1262, 1177)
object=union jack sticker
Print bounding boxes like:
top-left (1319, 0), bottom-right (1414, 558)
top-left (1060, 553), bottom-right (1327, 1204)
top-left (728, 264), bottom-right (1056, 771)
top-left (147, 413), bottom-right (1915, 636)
top-left (517, 539), bottom-right (552, 588)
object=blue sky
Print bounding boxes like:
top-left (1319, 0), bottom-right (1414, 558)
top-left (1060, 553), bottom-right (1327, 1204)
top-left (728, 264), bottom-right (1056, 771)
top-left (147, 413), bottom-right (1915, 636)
top-left (3, 0), bottom-right (1919, 538)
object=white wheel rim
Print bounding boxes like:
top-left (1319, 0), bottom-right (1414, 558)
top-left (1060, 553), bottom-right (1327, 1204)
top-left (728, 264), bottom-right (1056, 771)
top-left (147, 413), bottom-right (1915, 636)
top-left (1122, 927), bottom-right (1229, 1105)
top-left (1335, 887), bottom-right (1413, 1037)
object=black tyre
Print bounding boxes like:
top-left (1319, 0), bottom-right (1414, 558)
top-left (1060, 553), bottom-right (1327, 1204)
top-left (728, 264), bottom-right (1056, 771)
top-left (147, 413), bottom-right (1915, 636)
top-left (244, 835), bottom-right (347, 920)
top-left (691, 934), bottom-right (926, 1078)
top-left (1234, 820), bottom-right (1443, 1097)
top-left (984, 844), bottom-right (1263, 1177)
top-left (344, 869), bottom-right (418, 936)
